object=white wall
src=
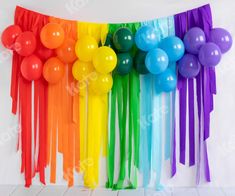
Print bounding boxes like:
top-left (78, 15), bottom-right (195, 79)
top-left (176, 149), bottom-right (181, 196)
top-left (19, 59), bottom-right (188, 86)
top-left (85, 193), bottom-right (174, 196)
top-left (0, 0), bottom-right (235, 187)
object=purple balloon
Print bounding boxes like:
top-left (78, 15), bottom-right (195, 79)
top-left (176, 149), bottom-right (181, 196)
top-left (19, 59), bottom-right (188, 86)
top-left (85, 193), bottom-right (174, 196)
top-left (198, 42), bottom-right (222, 67)
top-left (178, 54), bottom-right (201, 78)
top-left (209, 28), bottom-right (233, 54)
top-left (183, 27), bottom-right (206, 54)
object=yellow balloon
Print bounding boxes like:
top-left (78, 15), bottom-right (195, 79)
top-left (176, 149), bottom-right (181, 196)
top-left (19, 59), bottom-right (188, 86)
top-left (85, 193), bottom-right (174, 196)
top-left (92, 46), bottom-right (117, 74)
top-left (75, 36), bottom-right (98, 62)
top-left (72, 60), bottom-right (94, 81)
top-left (89, 73), bottom-right (113, 94)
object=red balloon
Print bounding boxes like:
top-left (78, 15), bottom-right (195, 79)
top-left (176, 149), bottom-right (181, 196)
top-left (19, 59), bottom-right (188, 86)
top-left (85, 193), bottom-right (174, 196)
top-left (36, 44), bottom-right (54, 61)
top-left (21, 54), bottom-right (43, 81)
top-left (15, 31), bottom-right (37, 56)
top-left (1, 25), bottom-right (22, 50)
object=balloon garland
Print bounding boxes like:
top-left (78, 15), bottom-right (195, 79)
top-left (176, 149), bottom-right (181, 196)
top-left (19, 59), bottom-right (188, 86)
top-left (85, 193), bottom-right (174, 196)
top-left (1, 4), bottom-right (233, 189)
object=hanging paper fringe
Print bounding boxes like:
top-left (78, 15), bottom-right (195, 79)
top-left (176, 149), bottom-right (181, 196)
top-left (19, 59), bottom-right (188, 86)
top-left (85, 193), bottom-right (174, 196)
top-left (3, 3), bottom-right (228, 189)
top-left (174, 4), bottom-right (214, 183)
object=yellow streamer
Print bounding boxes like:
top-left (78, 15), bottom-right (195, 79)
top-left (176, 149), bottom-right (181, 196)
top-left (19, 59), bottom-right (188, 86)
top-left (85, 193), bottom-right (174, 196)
top-left (77, 22), bottom-right (108, 188)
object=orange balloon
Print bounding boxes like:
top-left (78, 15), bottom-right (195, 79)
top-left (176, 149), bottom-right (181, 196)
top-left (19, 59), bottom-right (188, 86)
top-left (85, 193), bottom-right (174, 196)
top-left (43, 57), bottom-right (65, 84)
top-left (56, 38), bottom-right (76, 63)
top-left (40, 23), bottom-right (65, 49)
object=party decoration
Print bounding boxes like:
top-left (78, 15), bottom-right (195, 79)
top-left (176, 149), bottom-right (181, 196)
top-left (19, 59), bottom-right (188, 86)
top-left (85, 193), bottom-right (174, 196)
top-left (2, 4), bottom-right (232, 190)
top-left (178, 54), bottom-right (201, 78)
top-left (1, 25), bottom-right (22, 49)
top-left (93, 46), bottom-right (117, 74)
top-left (113, 27), bottom-right (134, 52)
top-left (43, 57), bottom-right (65, 83)
top-left (209, 28), bottom-right (233, 53)
top-left (116, 52), bottom-right (133, 75)
top-left (159, 36), bottom-right (185, 62)
top-left (72, 60), bottom-right (94, 81)
top-left (183, 27), bottom-right (206, 54)
top-left (134, 50), bottom-right (149, 74)
top-left (56, 38), bottom-right (77, 63)
top-left (40, 22), bottom-right (65, 49)
top-left (20, 54), bottom-right (43, 81)
top-left (36, 44), bottom-right (54, 61)
top-left (90, 73), bottom-right (113, 94)
top-left (145, 48), bottom-right (169, 74)
top-left (135, 25), bottom-right (158, 51)
top-left (75, 35), bottom-right (98, 62)
top-left (15, 31), bottom-right (36, 56)
top-left (198, 42), bottom-right (222, 67)
top-left (155, 68), bottom-right (177, 92)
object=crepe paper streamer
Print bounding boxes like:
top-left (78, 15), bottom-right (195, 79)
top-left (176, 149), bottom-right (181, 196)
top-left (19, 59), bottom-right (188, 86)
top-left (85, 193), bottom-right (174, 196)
top-left (77, 22), bottom-right (109, 189)
top-left (106, 23), bottom-right (140, 190)
top-left (139, 73), bottom-right (152, 188)
top-left (129, 68), bottom-right (140, 188)
top-left (175, 4), bottom-right (213, 183)
top-left (106, 74), bottom-right (118, 189)
top-left (46, 17), bottom-right (77, 187)
top-left (13, 6), bottom-right (50, 187)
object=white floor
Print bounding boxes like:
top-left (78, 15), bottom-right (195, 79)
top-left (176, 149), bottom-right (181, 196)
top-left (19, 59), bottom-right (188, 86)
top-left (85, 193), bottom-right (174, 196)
top-left (0, 186), bottom-right (234, 196)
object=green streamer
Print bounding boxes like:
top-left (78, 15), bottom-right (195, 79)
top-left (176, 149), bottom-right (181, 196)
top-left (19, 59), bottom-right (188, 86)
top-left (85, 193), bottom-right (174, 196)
top-left (106, 74), bottom-right (117, 188)
top-left (106, 22), bottom-right (140, 190)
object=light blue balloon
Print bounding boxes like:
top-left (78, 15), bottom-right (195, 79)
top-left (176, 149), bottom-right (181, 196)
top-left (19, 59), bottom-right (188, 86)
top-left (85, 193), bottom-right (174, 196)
top-left (155, 68), bottom-right (177, 92)
top-left (135, 25), bottom-right (158, 52)
top-left (145, 48), bottom-right (169, 75)
top-left (159, 36), bottom-right (185, 62)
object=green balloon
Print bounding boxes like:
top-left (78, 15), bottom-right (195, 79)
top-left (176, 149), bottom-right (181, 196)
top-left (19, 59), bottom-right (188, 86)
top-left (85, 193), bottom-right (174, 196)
top-left (116, 53), bottom-right (133, 75)
top-left (113, 27), bottom-right (134, 52)
top-left (134, 50), bottom-right (149, 74)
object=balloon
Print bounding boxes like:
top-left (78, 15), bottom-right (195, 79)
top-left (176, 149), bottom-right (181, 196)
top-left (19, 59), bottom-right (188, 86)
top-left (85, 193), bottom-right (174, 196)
top-left (40, 23), bottom-right (65, 49)
top-left (145, 48), bottom-right (169, 74)
top-left (198, 42), bottom-right (222, 67)
top-left (183, 27), bottom-right (206, 54)
top-left (113, 27), bottom-right (134, 52)
top-left (135, 25), bottom-right (158, 52)
top-left (1, 25), bottom-right (22, 49)
top-left (159, 36), bottom-right (185, 62)
top-left (72, 60), bottom-right (94, 81)
top-left (178, 54), bottom-right (201, 78)
top-left (43, 57), bottom-right (65, 84)
top-left (36, 44), bottom-right (54, 61)
top-left (56, 38), bottom-right (77, 63)
top-left (155, 68), bottom-right (177, 92)
top-left (93, 46), bottom-right (117, 74)
top-left (116, 53), bottom-right (133, 75)
top-left (90, 73), bottom-right (113, 94)
top-left (20, 55), bottom-right (43, 81)
top-left (75, 36), bottom-right (98, 62)
top-left (15, 31), bottom-right (36, 56)
top-left (134, 50), bottom-right (149, 74)
top-left (209, 28), bottom-right (233, 53)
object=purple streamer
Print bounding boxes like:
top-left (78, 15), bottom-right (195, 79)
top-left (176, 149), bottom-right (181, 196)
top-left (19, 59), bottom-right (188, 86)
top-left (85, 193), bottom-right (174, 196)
top-left (188, 79), bottom-right (195, 166)
top-left (174, 13), bottom-right (187, 166)
top-left (175, 4), bottom-right (215, 183)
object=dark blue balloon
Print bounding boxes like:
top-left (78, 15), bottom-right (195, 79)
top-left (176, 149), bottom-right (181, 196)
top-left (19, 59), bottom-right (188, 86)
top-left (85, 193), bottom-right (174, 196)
top-left (135, 25), bottom-right (158, 52)
top-left (145, 48), bottom-right (169, 75)
top-left (155, 68), bottom-right (177, 92)
top-left (159, 36), bottom-right (185, 62)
